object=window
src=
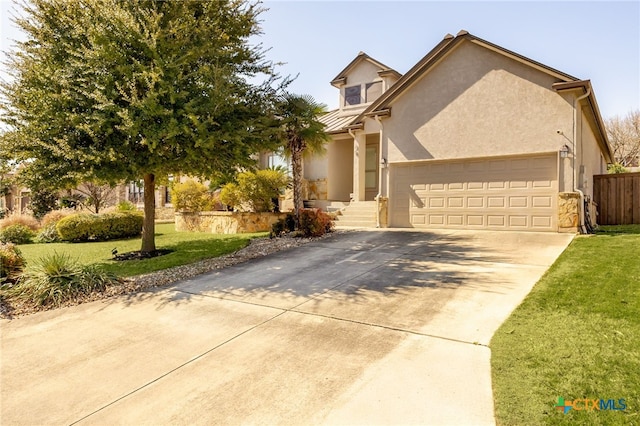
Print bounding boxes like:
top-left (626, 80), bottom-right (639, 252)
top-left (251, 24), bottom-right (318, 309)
top-left (128, 181), bottom-right (144, 204)
top-left (344, 81), bottom-right (383, 106)
top-left (365, 81), bottom-right (382, 102)
top-left (344, 85), bottom-right (362, 106)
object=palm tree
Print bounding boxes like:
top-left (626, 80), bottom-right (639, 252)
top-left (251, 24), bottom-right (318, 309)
top-left (276, 93), bottom-right (330, 218)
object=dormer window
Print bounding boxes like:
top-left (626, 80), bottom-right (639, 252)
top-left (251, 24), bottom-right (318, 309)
top-left (345, 85), bottom-right (362, 106)
top-left (344, 81), bottom-right (383, 107)
top-left (365, 81), bottom-right (382, 102)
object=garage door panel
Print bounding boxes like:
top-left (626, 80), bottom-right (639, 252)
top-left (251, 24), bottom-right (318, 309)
top-left (509, 197), bottom-right (528, 208)
top-left (389, 155), bottom-right (557, 231)
top-left (509, 216), bottom-right (528, 227)
top-left (448, 197), bottom-right (464, 208)
top-left (532, 196), bottom-right (552, 208)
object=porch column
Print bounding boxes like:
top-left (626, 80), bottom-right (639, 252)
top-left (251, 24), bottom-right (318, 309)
top-left (352, 132), bottom-right (366, 201)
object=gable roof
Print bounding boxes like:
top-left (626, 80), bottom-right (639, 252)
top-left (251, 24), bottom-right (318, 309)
top-left (330, 51), bottom-right (402, 88)
top-left (337, 30), bottom-right (611, 161)
top-left (353, 30), bottom-right (579, 124)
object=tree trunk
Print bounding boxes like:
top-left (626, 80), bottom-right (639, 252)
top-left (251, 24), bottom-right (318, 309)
top-left (141, 173), bottom-right (156, 253)
top-left (292, 148), bottom-right (304, 220)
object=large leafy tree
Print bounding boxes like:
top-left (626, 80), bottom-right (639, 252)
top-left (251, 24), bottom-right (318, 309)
top-left (276, 93), bottom-right (330, 217)
top-left (0, 0), bottom-right (284, 252)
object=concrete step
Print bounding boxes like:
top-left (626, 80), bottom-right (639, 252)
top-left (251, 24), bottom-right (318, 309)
top-left (333, 201), bottom-right (377, 228)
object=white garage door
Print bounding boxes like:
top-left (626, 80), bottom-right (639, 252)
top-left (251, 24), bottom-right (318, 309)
top-left (389, 154), bottom-right (558, 231)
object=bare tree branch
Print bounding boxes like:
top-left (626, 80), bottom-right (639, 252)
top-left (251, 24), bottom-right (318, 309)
top-left (606, 110), bottom-right (640, 167)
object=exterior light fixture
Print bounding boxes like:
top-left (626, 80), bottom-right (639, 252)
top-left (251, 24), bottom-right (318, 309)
top-left (380, 158), bottom-right (387, 168)
top-left (560, 145), bottom-right (570, 158)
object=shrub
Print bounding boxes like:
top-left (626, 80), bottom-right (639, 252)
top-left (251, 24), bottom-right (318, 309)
top-left (0, 242), bottom-right (26, 284)
top-left (0, 224), bottom-right (35, 244)
top-left (116, 200), bottom-right (137, 212)
top-left (34, 223), bottom-right (62, 243)
top-left (297, 209), bottom-right (334, 237)
top-left (55, 214), bottom-right (95, 242)
top-left (607, 163), bottom-right (629, 174)
top-left (56, 212), bottom-right (143, 242)
top-left (270, 213), bottom-right (296, 238)
top-left (171, 180), bottom-right (216, 212)
top-left (98, 212), bottom-right (144, 240)
top-left (0, 213), bottom-right (40, 231)
top-left (220, 168), bottom-right (289, 212)
top-left (3, 252), bottom-right (119, 306)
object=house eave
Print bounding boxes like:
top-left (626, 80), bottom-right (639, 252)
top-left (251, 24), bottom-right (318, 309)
top-left (330, 52), bottom-right (401, 89)
top-left (553, 80), bottom-right (614, 163)
top-left (330, 77), bottom-right (347, 88)
top-left (363, 108), bottom-right (391, 118)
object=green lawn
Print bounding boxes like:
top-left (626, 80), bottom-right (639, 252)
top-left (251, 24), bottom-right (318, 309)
top-left (491, 225), bottom-right (640, 425)
top-left (17, 223), bottom-right (266, 277)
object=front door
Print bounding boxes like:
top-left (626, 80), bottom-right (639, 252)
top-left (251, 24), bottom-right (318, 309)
top-left (365, 141), bottom-right (379, 201)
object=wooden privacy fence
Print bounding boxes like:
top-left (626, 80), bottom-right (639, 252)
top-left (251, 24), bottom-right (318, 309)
top-left (593, 172), bottom-right (640, 225)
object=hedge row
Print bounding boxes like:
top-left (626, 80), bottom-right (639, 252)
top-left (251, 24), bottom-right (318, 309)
top-left (56, 212), bottom-right (143, 242)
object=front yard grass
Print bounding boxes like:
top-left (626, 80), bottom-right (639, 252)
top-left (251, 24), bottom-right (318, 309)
top-left (491, 225), bottom-right (640, 425)
top-left (17, 223), bottom-right (266, 277)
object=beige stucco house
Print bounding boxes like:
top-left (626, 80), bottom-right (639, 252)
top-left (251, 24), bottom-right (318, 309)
top-left (299, 30), bottom-right (612, 232)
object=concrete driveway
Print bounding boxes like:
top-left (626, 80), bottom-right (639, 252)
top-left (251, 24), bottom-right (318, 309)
top-left (0, 229), bottom-right (573, 425)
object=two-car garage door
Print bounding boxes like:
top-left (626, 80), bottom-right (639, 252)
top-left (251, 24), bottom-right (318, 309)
top-left (389, 154), bottom-right (558, 231)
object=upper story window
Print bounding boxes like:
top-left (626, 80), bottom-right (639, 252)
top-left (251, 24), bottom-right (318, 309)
top-left (365, 81), bottom-right (382, 102)
top-left (344, 81), bottom-right (383, 107)
top-left (344, 85), bottom-right (362, 106)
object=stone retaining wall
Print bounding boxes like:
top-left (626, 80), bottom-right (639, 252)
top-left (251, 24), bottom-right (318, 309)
top-left (175, 211), bottom-right (288, 234)
top-left (155, 207), bottom-right (175, 221)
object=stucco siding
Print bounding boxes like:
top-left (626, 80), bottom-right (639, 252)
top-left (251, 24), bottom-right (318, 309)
top-left (304, 153), bottom-right (328, 181)
top-left (344, 60), bottom-right (384, 89)
top-left (327, 137), bottom-right (354, 201)
top-left (578, 107), bottom-right (606, 199)
top-left (384, 41), bottom-right (574, 163)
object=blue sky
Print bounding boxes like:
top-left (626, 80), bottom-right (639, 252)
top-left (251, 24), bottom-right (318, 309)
top-left (2, 1), bottom-right (639, 119)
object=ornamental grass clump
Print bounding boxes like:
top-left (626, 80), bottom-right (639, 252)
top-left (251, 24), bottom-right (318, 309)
top-left (4, 252), bottom-right (120, 307)
top-left (0, 213), bottom-right (40, 231)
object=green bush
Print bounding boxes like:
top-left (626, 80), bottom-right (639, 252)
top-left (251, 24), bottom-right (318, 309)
top-left (171, 180), bottom-right (216, 212)
top-left (3, 252), bottom-right (119, 306)
top-left (0, 242), bottom-right (26, 284)
top-left (0, 224), bottom-right (35, 244)
top-left (220, 168), bottom-right (289, 213)
top-left (56, 212), bottom-right (143, 242)
top-left (297, 209), bottom-right (334, 237)
top-left (116, 200), bottom-right (137, 211)
top-left (607, 163), bottom-right (629, 174)
top-left (98, 212), bottom-right (144, 240)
